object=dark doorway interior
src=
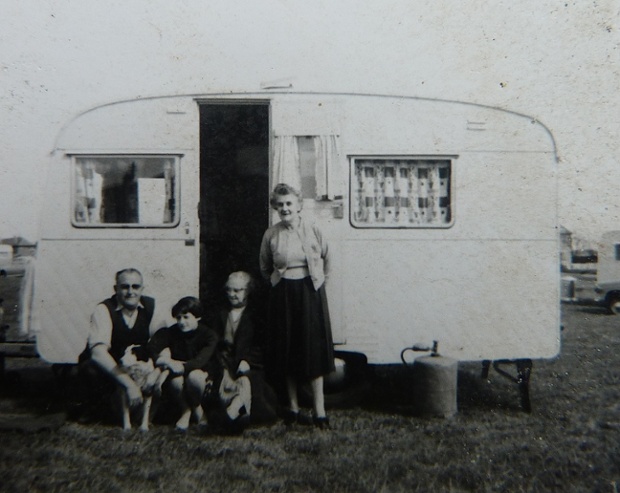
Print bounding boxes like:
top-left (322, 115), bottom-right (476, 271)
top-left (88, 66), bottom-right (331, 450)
top-left (199, 103), bottom-right (270, 310)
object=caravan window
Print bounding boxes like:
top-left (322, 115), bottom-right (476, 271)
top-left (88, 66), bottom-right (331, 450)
top-left (72, 155), bottom-right (179, 227)
top-left (350, 157), bottom-right (452, 228)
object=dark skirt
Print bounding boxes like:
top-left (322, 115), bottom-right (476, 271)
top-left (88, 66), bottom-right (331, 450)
top-left (203, 346), bottom-right (278, 425)
top-left (268, 277), bottom-right (335, 380)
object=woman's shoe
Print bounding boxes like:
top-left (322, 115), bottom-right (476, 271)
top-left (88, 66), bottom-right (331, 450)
top-left (283, 410), bottom-right (298, 426)
top-left (313, 416), bottom-right (330, 430)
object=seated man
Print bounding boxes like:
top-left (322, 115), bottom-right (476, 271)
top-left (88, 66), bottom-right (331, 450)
top-left (206, 271), bottom-right (277, 431)
top-left (81, 268), bottom-right (168, 420)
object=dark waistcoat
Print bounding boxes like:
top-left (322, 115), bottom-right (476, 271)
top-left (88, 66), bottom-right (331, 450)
top-left (102, 295), bottom-right (155, 362)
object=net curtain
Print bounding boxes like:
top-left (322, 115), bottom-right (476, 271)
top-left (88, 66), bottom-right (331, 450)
top-left (313, 135), bottom-right (342, 200)
top-left (272, 136), bottom-right (302, 192)
top-left (272, 135), bottom-right (343, 200)
top-left (74, 159), bottom-right (104, 223)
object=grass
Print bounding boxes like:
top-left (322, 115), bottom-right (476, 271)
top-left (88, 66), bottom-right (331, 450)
top-left (0, 284), bottom-right (619, 491)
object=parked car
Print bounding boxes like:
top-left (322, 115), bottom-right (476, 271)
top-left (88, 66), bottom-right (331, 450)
top-left (594, 283), bottom-right (620, 313)
top-left (595, 231), bottom-right (620, 313)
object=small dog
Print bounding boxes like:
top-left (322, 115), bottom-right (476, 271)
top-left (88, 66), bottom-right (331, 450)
top-left (119, 345), bottom-right (169, 431)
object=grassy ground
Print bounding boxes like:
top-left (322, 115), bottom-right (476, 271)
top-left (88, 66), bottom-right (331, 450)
top-left (0, 281), bottom-right (619, 492)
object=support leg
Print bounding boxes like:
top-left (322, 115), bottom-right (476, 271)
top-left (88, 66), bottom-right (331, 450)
top-left (481, 360), bottom-right (491, 380)
top-left (516, 359), bottom-right (532, 413)
top-left (491, 359), bottom-right (533, 413)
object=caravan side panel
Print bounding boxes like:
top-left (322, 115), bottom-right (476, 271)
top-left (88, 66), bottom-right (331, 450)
top-left (272, 94), bottom-right (559, 363)
top-left (36, 98), bottom-right (200, 363)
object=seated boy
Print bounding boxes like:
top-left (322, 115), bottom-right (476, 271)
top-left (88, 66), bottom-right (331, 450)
top-left (148, 296), bottom-right (218, 431)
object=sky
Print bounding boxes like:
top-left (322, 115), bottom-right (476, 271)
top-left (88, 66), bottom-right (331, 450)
top-left (0, 0), bottom-right (619, 244)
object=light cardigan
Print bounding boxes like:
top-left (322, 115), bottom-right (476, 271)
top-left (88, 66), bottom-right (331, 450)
top-left (259, 217), bottom-right (329, 290)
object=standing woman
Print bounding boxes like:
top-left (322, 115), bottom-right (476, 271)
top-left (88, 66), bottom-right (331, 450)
top-left (260, 183), bottom-right (335, 428)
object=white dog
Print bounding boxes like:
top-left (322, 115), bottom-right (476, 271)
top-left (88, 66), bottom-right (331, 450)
top-left (119, 345), bottom-right (169, 431)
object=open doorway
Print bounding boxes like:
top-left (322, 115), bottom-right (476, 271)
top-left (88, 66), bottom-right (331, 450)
top-left (199, 103), bottom-right (270, 310)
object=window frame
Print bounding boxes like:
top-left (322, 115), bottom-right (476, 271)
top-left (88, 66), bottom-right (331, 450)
top-left (349, 155), bottom-right (455, 230)
top-left (70, 153), bottom-right (182, 229)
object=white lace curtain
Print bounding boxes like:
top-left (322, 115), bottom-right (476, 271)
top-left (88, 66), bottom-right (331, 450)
top-left (352, 159), bottom-right (451, 226)
top-left (314, 135), bottom-right (342, 200)
top-left (74, 159), bottom-right (104, 223)
top-left (272, 136), bottom-right (302, 193)
top-left (273, 135), bottom-right (343, 200)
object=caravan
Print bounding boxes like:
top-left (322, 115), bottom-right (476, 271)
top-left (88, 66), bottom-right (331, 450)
top-left (28, 91), bottom-right (559, 381)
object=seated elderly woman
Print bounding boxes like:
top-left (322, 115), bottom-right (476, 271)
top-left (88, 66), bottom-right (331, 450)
top-left (204, 271), bottom-right (277, 433)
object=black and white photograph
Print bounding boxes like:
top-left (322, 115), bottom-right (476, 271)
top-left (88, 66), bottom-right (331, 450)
top-left (0, 1), bottom-right (618, 491)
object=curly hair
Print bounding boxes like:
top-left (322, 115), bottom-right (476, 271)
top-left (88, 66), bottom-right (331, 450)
top-left (224, 271), bottom-right (256, 294)
top-left (269, 183), bottom-right (303, 210)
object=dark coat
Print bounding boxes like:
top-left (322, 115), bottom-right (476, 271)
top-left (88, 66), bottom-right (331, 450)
top-left (205, 306), bottom-right (277, 425)
top-left (208, 307), bottom-right (263, 370)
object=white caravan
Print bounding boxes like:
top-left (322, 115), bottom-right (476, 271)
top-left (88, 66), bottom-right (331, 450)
top-left (29, 92), bottom-right (559, 376)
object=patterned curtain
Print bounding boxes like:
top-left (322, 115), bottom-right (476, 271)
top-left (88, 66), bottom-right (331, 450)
top-left (352, 159), bottom-right (451, 226)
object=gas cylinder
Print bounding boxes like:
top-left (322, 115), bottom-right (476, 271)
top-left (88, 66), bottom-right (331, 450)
top-left (412, 354), bottom-right (458, 418)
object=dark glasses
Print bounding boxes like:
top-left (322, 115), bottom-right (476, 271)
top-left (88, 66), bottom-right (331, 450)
top-left (119, 284), bottom-right (143, 290)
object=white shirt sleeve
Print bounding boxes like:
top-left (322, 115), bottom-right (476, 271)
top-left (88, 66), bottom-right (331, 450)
top-left (150, 300), bottom-right (172, 336)
top-left (88, 303), bottom-right (113, 349)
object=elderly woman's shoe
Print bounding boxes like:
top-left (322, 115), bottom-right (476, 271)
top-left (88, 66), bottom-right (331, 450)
top-left (313, 416), bottom-right (330, 430)
top-left (284, 410), bottom-right (313, 426)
